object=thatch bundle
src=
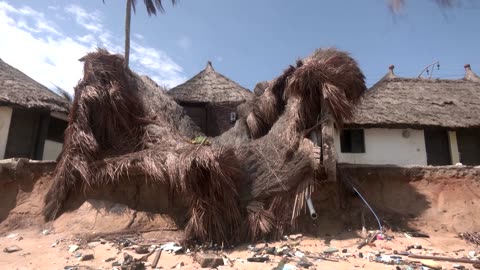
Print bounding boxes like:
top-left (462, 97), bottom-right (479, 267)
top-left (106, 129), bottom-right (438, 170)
top-left (215, 48), bottom-right (366, 239)
top-left (43, 49), bottom-right (243, 244)
top-left (44, 48), bottom-right (366, 243)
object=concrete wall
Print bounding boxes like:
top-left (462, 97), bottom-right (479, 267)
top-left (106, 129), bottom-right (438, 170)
top-left (42, 139), bottom-right (62, 161)
top-left (0, 107), bottom-right (13, 159)
top-left (335, 128), bottom-right (428, 166)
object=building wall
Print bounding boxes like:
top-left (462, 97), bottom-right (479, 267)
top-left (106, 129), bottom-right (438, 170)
top-left (206, 102), bottom-right (241, 136)
top-left (42, 139), bottom-right (63, 160)
top-left (0, 107), bottom-right (13, 159)
top-left (335, 128), bottom-right (428, 166)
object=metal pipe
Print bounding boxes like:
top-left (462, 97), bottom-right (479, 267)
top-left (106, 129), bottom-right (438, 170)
top-left (306, 196), bottom-right (318, 220)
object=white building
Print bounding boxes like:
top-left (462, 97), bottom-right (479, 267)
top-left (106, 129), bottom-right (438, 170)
top-left (0, 58), bottom-right (70, 160)
top-left (336, 64), bottom-right (480, 166)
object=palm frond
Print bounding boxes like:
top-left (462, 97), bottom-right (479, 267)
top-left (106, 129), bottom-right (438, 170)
top-left (131, 0), bottom-right (177, 16)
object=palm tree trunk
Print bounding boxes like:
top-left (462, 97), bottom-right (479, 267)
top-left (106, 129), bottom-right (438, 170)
top-left (124, 0), bottom-right (132, 67)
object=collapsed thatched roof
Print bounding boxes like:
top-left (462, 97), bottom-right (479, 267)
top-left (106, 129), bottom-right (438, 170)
top-left (253, 81), bottom-right (270, 96)
top-left (0, 58), bottom-right (70, 113)
top-left (168, 61), bottom-right (253, 103)
top-left (347, 65), bottom-right (480, 129)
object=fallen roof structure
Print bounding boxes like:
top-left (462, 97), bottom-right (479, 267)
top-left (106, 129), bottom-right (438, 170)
top-left (43, 47), bottom-right (366, 244)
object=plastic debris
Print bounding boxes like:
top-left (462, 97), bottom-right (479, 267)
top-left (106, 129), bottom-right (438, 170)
top-left (160, 242), bottom-right (183, 253)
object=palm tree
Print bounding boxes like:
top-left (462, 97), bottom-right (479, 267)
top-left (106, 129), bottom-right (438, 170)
top-left (105, 0), bottom-right (176, 67)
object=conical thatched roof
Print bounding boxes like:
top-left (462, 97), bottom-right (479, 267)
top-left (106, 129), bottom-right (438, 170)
top-left (168, 61), bottom-right (253, 103)
top-left (347, 65), bottom-right (480, 129)
top-left (0, 58), bottom-right (70, 113)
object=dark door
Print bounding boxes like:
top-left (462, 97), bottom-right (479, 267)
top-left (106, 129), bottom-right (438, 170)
top-left (4, 109), bottom-right (42, 159)
top-left (457, 129), bottom-right (480, 165)
top-left (424, 129), bottom-right (451, 165)
top-left (183, 105), bottom-right (207, 134)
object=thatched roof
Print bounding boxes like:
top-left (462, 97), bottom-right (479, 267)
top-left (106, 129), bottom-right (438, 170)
top-left (168, 61), bottom-right (253, 103)
top-left (347, 65), bottom-right (480, 129)
top-left (0, 58), bottom-right (70, 114)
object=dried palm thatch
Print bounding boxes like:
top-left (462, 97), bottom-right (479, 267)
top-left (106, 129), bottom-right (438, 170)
top-left (43, 49), bottom-right (242, 244)
top-left (215, 48), bottom-right (366, 240)
top-left (44, 47), bottom-right (366, 243)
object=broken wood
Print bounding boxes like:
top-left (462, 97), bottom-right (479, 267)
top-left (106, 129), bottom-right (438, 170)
top-left (152, 248), bottom-right (162, 268)
top-left (409, 254), bottom-right (478, 264)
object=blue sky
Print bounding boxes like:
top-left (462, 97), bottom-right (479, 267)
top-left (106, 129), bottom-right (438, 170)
top-left (0, 0), bottom-right (479, 95)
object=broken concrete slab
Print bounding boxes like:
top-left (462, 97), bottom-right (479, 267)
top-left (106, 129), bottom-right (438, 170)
top-left (195, 253), bottom-right (224, 268)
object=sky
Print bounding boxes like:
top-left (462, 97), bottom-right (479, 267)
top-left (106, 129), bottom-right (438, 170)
top-left (0, 0), bottom-right (479, 96)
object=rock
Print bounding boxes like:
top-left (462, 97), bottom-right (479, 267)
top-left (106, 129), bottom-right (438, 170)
top-left (79, 254), bottom-right (94, 261)
top-left (74, 252), bottom-right (82, 258)
top-left (469, 251), bottom-right (477, 258)
top-left (342, 249), bottom-right (348, 253)
top-left (68, 245), bottom-right (79, 253)
top-left (172, 262), bottom-right (184, 268)
top-left (323, 247), bottom-right (338, 254)
top-left (247, 256), bottom-right (270, 262)
top-left (289, 234), bottom-right (303, 240)
top-left (473, 263), bottom-right (480, 269)
top-left (195, 253), bottom-right (224, 268)
top-left (41, 229), bottom-right (51, 235)
top-left (3, 245), bottom-right (22, 253)
top-left (104, 257), bottom-right (116, 262)
top-left (297, 259), bottom-right (313, 268)
top-left (135, 246), bottom-right (149, 254)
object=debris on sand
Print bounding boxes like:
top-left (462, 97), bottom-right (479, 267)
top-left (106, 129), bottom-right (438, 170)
top-left (195, 253), bottom-right (224, 268)
top-left (68, 245), bottom-right (79, 253)
top-left (3, 245), bottom-right (22, 253)
top-left (459, 232), bottom-right (480, 245)
top-left (79, 254), bottom-right (94, 261)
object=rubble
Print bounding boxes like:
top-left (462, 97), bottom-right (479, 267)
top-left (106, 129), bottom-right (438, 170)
top-left (195, 253), bottom-right (224, 268)
top-left (79, 254), bottom-right (94, 261)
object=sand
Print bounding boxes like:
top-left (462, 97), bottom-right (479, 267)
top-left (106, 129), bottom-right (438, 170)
top-left (1, 228), bottom-right (479, 270)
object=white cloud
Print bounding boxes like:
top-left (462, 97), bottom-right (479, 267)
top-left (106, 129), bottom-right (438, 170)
top-left (65, 4), bottom-right (103, 33)
top-left (177, 36), bottom-right (191, 50)
top-left (0, 2), bottom-right (186, 96)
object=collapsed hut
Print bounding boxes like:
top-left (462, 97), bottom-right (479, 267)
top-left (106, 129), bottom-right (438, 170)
top-left (43, 48), bottom-right (366, 244)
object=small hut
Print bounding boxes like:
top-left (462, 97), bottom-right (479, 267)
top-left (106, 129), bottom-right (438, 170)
top-left (338, 64), bottom-right (480, 166)
top-left (168, 61), bottom-right (253, 136)
top-left (0, 58), bottom-right (70, 160)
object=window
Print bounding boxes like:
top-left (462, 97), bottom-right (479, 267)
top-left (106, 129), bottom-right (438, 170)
top-left (47, 117), bottom-right (68, 143)
top-left (340, 129), bottom-right (365, 153)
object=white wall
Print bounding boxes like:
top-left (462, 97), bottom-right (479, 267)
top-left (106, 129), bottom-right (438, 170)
top-left (0, 107), bottom-right (13, 159)
top-left (42, 139), bottom-right (63, 161)
top-left (335, 128), bottom-right (428, 166)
